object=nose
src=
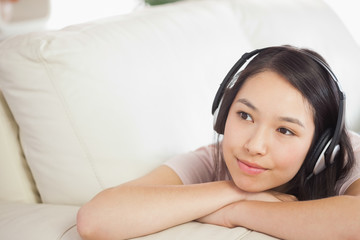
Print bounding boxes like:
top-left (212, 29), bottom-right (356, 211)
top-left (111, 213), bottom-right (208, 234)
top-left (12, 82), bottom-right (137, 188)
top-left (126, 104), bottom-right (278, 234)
top-left (244, 127), bottom-right (268, 156)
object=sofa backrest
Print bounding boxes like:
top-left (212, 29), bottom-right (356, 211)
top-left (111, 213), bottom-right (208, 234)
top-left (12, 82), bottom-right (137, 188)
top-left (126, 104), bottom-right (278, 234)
top-left (0, 0), bottom-right (359, 205)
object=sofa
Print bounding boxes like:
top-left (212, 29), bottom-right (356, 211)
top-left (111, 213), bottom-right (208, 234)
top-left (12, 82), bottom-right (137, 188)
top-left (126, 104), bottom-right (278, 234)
top-left (1, 0), bottom-right (359, 239)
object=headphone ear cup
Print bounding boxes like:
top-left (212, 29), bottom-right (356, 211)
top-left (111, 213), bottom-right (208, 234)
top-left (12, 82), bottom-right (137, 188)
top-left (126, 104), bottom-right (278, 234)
top-left (307, 128), bottom-right (333, 176)
top-left (213, 97), bottom-right (225, 134)
top-left (213, 107), bottom-right (219, 130)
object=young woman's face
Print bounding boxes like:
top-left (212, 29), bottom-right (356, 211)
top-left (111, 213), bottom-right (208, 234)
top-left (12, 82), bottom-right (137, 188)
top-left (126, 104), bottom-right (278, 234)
top-left (222, 70), bottom-right (315, 192)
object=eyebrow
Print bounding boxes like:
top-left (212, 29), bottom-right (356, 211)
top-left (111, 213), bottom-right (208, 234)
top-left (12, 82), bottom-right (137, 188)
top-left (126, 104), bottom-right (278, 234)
top-left (236, 98), bottom-right (257, 111)
top-left (236, 98), bottom-right (305, 128)
top-left (279, 117), bottom-right (305, 128)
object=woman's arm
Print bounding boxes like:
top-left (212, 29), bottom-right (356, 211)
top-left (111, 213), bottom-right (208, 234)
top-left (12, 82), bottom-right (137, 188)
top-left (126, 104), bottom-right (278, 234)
top-left (232, 195), bottom-right (360, 240)
top-left (199, 179), bottom-right (360, 240)
top-left (77, 165), bottom-right (246, 240)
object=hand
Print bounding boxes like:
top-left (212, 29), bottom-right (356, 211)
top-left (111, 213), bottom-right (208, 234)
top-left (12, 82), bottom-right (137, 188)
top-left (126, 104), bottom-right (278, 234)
top-left (196, 191), bottom-right (297, 228)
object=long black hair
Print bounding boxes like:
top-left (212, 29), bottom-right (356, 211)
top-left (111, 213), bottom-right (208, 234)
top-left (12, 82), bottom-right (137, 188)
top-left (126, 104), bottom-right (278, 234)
top-left (214, 46), bottom-right (355, 200)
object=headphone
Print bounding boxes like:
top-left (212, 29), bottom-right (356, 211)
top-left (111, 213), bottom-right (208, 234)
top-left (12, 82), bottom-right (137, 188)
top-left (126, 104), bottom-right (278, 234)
top-left (211, 47), bottom-right (346, 180)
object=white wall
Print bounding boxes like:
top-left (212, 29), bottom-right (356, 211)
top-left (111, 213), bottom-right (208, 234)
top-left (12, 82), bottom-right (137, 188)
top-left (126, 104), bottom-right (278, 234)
top-left (0, 0), bottom-right (144, 38)
top-left (323, 0), bottom-right (360, 46)
top-left (46, 0), bottom-right (144, 29)
top-left (1, 0), bottom-right (360, 47)
top-left (47, 0), bottom-right (360, 47)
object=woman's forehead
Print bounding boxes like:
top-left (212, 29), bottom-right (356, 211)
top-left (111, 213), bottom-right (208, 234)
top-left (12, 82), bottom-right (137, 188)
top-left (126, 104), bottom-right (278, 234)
top-left (234, 71), bottom-right (315, 123)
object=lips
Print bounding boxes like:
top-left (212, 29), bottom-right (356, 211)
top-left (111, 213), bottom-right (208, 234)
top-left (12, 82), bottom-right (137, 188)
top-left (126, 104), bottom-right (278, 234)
top-left (237, 159), bottom-right (267, 175)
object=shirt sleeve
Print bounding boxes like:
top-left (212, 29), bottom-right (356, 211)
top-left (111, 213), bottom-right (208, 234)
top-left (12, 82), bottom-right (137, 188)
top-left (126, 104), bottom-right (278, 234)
top-left (163, 145), bottom-right (217, 185)
top-left (336, 131), bottom-right (360, 195)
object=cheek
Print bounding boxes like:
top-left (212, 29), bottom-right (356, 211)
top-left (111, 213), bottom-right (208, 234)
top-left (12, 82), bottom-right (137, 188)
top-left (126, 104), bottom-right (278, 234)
top-left (223, 120), bottom-right (240, 150)
top-left (274, 146), bottom-right (308, 176)
top-left (223, 114), bottom-right (249, 147)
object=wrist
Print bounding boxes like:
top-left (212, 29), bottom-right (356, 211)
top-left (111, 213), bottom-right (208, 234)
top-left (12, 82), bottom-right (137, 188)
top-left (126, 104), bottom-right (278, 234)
top-left (226, 201), bottom-right (248, 228)
top-left (223, 180), bottom-right (247, 202)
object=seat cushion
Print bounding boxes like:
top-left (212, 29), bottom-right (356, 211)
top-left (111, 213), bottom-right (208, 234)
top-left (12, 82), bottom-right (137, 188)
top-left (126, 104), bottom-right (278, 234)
top-left (0, 201), bottom-right (278, 240)
top-left (133, 221), bottom-right (278, 240)
top-left (0, 202), bottom-right (80, 240)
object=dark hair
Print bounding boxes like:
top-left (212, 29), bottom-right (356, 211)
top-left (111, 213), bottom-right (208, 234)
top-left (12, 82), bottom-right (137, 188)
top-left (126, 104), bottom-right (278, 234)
top-left (214, 46), bottom-right (355, 200)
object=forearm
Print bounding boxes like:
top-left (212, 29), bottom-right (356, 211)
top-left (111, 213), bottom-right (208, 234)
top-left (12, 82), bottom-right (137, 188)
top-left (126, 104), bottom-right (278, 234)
top-left (230, 195), bottom-right (360, 240)
top-left (77, 181), bottom-right (244, 240)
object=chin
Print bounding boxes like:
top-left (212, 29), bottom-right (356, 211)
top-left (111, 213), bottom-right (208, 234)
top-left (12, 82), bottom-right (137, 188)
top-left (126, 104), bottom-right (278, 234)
top-left (233, 179), bottom-right (270, 193)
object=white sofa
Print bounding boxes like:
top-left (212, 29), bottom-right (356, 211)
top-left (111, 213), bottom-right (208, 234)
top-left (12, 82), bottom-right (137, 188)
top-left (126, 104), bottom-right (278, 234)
top-left (1, 0), bottom-right (360, 239)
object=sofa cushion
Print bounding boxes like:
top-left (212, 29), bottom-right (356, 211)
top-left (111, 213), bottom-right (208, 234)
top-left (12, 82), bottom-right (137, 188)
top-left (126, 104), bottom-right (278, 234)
top-left (0, 91), bottom-right (40, 203)
top-left (0, 202), bottom-right (79, 240)
top-left (132, 221), bottom-right (278, 240)
top-left (0, 201), bottom-right (277, 240)
top-left (0, 0), bottom-right (252, 204)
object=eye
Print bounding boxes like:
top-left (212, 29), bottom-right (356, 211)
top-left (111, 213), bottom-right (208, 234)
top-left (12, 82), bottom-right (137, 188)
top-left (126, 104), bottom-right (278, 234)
top-left (238, 111), bottom-right (253, 122)
top-left (277, 127), bottom-right (295, 136)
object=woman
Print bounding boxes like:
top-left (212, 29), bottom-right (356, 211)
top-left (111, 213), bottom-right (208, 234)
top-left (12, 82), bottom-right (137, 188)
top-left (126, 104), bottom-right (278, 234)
top-left (77, 46), bottom-right (360, 240)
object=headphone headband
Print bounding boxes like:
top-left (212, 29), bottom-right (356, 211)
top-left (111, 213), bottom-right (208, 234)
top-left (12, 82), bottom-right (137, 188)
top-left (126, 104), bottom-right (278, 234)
top-left (211, 48), bottom-right (264, 115)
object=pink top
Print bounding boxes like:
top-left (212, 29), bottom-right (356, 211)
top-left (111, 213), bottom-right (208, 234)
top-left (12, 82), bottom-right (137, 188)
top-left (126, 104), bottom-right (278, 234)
top-left (164, 131), bottom-right (360, 195)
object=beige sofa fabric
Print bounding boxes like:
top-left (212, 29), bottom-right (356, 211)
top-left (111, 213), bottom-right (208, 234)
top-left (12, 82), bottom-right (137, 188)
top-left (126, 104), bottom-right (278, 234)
top-left (133, 221), bottom-right (278, 240)
top-left (0, 201), bottom-right (278, 240)
top-left (0, 0), bottom-right (253, 205)
top-left (0, 201), bottom-right (79, 239)
top-left (0, 91), bottom-right (40, 203)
